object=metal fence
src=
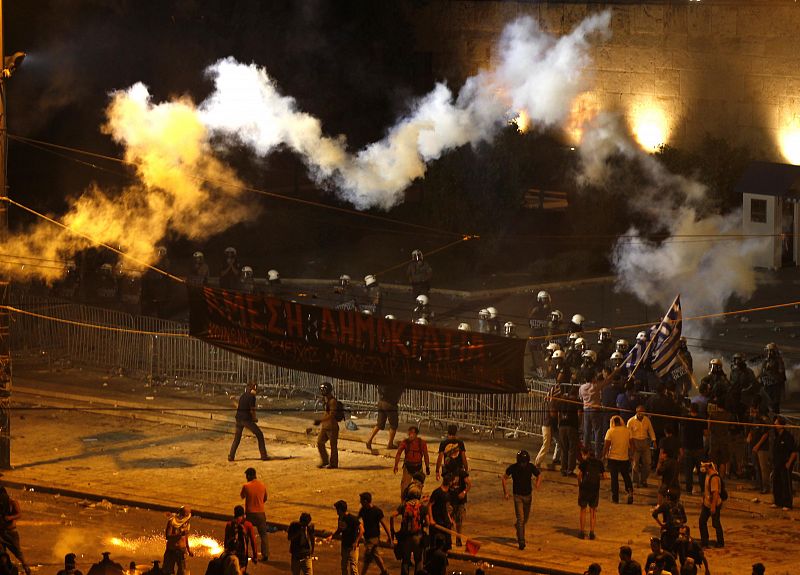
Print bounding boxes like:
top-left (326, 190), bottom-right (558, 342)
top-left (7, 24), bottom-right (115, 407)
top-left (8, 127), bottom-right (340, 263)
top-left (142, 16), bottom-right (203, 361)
top-left (9, 295), bottom-right (548, 438)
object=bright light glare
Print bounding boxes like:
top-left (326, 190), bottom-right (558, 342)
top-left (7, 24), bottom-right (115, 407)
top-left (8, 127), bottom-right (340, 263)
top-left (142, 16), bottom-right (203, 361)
top-left (779, 126), bottom-right (800, 165)
top-left (631, 106), bottom-right (669, 152)
top-left (511, 110), bottom-right (531, 133)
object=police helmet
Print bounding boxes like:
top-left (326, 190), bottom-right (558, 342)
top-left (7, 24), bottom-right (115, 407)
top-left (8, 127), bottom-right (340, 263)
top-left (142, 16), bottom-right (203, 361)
top-left (546, 342), bottom-right (561, 352)
top-left (611, 351), bottom-right (624, 361)
top-left (267, 269), bottom-right (279, 281)
top-left (193, 251), bottom-right (204, 260)
top-left (574, 337), bottom-right (586, 351)
top-left (550, 310), bottom-right (563, 322)
top-left (616, 339), bottom-right (629, 352)
top-left (568, 332), bottom-right (579, 343)
top-left (411, 249), bottom-right (423, 261)
top-left (571, 314), bottom-right (585, 326)
top-left (339, 274), bottom-right (351, 286)
top-left (416, 294), bottom-right (429, 306)
top-left (636, 331), bottom-right (647, 342)
top-left (155, 245), bottom-right (167, 257)
top-left (224, 246), bottom-right (237, 257)
top-left (478, 309), bottom-right (490, 320)
top-left (457, 322), bottom-right (470, 331)
top-left (385, 314), bottom-right (396, 320)
top-left (503, 321), bottom-right (515, 336)
top-left (582, 349), bottom-right (597, 363)
top-left (414, 318), bottom-right (428, 326)
top-left (598, 328), bottom-right (611, 341)
top-left (486, 307), bottom-right (498, 319)
top-left (537, 290), bottom-right (551, 303)
top-left (241, 266), bottom-right (254, 279)
top-left (364, 274), bottom-right (377, 287)
top-left (552, 349), bottom-right (565, 359)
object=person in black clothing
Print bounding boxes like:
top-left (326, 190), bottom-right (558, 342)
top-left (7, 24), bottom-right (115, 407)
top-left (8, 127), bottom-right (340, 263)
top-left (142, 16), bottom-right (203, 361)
top-left (422, 533), bottom-right (449, 575)
top-left (501, 450), bottom-right (542, 550)
top-left (652, 489), bottom-right (686, 556)
top-left (680, 403), bottom-right (706, 495)
top-left (748, 405), bottom-right (772, 494)
top-left (448, 465), bottom-right (471, 548)
top-left (219, 247), bottom-right (240, 290)
top-left (676, 526), bottom-right (710, 575)
top-left (326, 500), bottom-right (363, 575)
top-left (771, 415), bottom-right (798, 510)
top-left (436, 425), bottom-right (469, 479)
top-left (576, 445), bottom-right (604, 540)
top-left (287, 513), bottom-right (314, 575)
top-left (656, 450), bottom-right (681, 505)
top-left (56, 554), bottom-right (83, 575)
top-left (659, 424), bottom-right (681, 460)
top-left (646, 384), bottom-right (679, 469)
top-left (751, 563), bottom-right (765, 575)
top-left (427, 476), bottom-right (454, 552)
top-left (228, 382), bottom-right (269, 461)
top-left (644, 537), bottom-right (678, 575)
top-left (557, 385), bottom-right (580, 476)
top-left (617, 545), bottom-right (643, 575)
top-left (358, 493), bottom-right (391, 575)
top-left (366, 385), bottom-right (403, 451)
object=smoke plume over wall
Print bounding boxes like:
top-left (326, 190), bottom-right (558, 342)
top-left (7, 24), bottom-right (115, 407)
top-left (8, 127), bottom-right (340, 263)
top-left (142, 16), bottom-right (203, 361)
top-left (578, 112), bottom-right (768, 325)
top-left (2, 12), bottom-right (611, 282)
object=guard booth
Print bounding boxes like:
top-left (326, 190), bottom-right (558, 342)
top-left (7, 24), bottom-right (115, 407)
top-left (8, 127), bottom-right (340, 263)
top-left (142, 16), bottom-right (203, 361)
top-left (739, 161), bottom-right (800, 269)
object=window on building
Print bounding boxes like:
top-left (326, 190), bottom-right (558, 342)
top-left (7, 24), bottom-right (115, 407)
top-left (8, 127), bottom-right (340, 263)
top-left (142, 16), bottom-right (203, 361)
top-left (750, 198), bottom-right (767, 223)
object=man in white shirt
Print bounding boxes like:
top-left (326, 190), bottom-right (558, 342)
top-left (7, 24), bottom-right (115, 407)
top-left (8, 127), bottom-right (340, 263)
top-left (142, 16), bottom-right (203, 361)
top-left (627, 405), bottom-right (657, 488)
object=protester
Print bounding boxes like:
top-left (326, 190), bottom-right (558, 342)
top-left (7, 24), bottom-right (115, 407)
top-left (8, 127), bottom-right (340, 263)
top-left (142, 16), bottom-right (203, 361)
top-left (618, 546), bottom-right (643, 575)
top-left (771, 415), bottom-right (798, 510)
top-left (676, 526), bottom-right (710, 575)
top-left (57, 554), bottom-right (83, 575)
top-left (139, 560), bottom-right (161, 575)
top-left (644, 537), bottom-right (678, 575)
top-left (366, 385), bottom-right (403, 451)
top-left (188, 252), bottom-right (209, 285)
top-left (224, 506), bottom-right (257, 572)
top-left (390, 492), bottom-right (425, 575)
top-left (707, 401), bottom-right (732, 480)
top-left (627, 405), bottom-right (657, 488)
top-left (0, 488), bottom-right (29, 575)
top-left (698, 461), bottom-right (724, 548)
top-left (436, 424), bottom-right (469, 479)
top-left (656, 449), bottom-right (681, 505)
top-left (162, 506), bottom-right (192, 575)
top-left (427, 475), bottom-right (454, 551)
top-left (423, 533), bottom-right (449, 575)
top-left (0, 553), bottom-right (17, 575)
top-left (240, 468), bottom-right (269, 562)
top-left (652, 489), bottom-right (686, 556)
top-left (228, 382), bottom-right (269, 462)
top-left (603, 415), bottom-right (634, 504)
top-left (358, 492), bottom-right (391, 575)
top-left (87, 553), bottom-right (124, 575)
top-left (287, 513), bottom-right (315, 575)
top-left (579, 369), bottom-right (610, 457)
top-left (752, 563), bottom-right (766, 575)
top-left (327, 500), bottom-right (363, 575)
top-left (394, 426), bottom-right (430, 499)
top-left (557, 385), bottom-right (580, 477)
top-left (583, 563), bottom-right (602, 575)
top-left (680, 403), bottom-right (707, 496)
top-left (535, 384), bottom-right (561, 470)
top-left (502, 450), bottom-right (542, 550)
top-left (576, 445), bottom-right (604, 540)
top-left (447, 457), bottom-right (471, 547)
top-left (315, 381), bottom-right (341, 469)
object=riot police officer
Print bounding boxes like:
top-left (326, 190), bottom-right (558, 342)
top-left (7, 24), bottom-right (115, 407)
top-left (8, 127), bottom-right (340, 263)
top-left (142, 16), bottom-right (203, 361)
top-left (240, 266), bottom-right (255, 294)
top-left (759, 342), bottom-right (786, 414)
top-left (412, 294), bottom-right (434, 324)
top-left (593, 328), bottom-right (614, 365)
top-left (364, 275), bottom-right (382, 316)
top-left (486, 307), bottom-right (501, 334)
top-left (406, 249), bottom-right (433, 299)
top-left (701, 359), bottom-right (730, 405)
top-left (547, 310), bottom-right (565, 346)
top-left (477, 309), bottom-right (490, 334)
top-left (568, 314), bottom-right (585, 334)
top-left (528, 291), bottom-right (552, 335)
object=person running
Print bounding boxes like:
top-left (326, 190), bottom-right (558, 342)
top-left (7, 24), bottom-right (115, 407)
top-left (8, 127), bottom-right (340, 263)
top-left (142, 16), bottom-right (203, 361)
top-left (576, 445), bottom-right (604, 540)
top-left (358, 493), bottom-right (391, 575)
top-left (326, 500), bottom-right (363, 575)
top-left (0, 488), bottom-right (30, 575)
top-left (287, 513), bottom-right (315, 575)
top-left (502, 449), bottom-right (542, 550)
top-left (603, 414), bottom-right (634, 504)
top-left (228, 382), bottom-right (269, 462)
top-left (240, 467), bottom-right (270, 561)
top-left (224, 506), bottom-right (257, 573)
top-left (771, 415), bottom-right (797, 510)
top-left (162, 506), bottom-right (193, 575)
top-left (366, 385), bottom-right (403, 451)
top-left (698, 461), bottom-right (724, 548)
top-left (618, 546), bottom-right (643, 575)
top-left (436, 425), bottom-right (469, 479)
top-left (427, 475), bottom-right (454, 551)
top-left (394, 427), bottom-right (430, 499)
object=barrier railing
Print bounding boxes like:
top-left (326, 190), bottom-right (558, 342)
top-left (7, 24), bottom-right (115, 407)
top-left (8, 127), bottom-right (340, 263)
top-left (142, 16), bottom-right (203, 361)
top-left (9, 295), bottom-right (548, 438)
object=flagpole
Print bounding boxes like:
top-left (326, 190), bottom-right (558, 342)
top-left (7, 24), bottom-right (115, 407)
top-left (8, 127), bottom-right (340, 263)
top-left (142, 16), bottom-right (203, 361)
top-left (627, 294), bottom-right (680, 383)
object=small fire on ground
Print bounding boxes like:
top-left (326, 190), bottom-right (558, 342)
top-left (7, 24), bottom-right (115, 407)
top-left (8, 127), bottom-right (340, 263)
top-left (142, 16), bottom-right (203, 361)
top-left (107, 534), bottom-right (222, 557)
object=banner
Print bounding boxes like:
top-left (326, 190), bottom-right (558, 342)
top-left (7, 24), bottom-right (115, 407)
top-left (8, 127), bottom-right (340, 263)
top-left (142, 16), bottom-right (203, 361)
top-left (188, 285), bottom-right (526, 393)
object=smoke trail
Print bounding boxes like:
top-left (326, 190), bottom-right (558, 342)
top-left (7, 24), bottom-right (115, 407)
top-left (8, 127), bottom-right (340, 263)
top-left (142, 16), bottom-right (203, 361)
top-left (201, 12), bottom-right (611, 209)
top-left (578, 113), bottom-right (768, 323)
top-left (2, 83), bottom-right (256, 282)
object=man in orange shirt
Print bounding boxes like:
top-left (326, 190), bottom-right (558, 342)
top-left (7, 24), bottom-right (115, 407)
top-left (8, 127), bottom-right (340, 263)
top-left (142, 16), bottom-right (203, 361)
top-left (241, 468), bottom-right (269, 562)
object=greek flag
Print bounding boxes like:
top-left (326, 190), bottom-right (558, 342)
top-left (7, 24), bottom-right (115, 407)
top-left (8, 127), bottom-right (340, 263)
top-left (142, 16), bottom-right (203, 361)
top-left (649, 295), bottom-right (683, 377)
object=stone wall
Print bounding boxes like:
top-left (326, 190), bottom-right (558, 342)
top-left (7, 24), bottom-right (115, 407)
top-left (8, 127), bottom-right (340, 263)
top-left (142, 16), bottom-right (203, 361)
top-left (409, 1), bottom-right (800, 161)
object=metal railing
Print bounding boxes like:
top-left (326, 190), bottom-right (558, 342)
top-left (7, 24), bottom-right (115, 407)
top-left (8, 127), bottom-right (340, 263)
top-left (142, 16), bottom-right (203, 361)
top-left (9, 295), bottom-right (548, 438)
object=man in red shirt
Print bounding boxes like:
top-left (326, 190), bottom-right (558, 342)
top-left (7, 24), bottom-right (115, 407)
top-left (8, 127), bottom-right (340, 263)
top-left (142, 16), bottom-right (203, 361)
top-left (240, 468), bottom-right (269, 561)
top-left (224, 506), bottom-right (258, 572)
top-left (393, 426), bottom-right (430, 500)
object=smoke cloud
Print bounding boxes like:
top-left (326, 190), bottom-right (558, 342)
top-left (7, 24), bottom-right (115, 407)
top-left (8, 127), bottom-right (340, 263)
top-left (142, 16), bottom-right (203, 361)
top-left (201, 12), bottom-right (611, 209)
top-left (2, 12), bottom-right (611, 282)
top-left (578, 113), bottom-right (768, 325)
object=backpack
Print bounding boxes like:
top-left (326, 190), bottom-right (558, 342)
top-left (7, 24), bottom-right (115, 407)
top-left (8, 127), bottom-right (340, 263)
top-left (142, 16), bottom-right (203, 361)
top-left (718, 476), bottom-right (728, 501)
top-left (334, 399), bottom-right (346, 422)
top-left (401, 499), bottom-right (424, 535)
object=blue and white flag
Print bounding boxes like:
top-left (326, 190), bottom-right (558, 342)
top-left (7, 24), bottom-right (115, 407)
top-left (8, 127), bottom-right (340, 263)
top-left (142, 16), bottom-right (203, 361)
top-left (649, 295), bottom-right (683, 377)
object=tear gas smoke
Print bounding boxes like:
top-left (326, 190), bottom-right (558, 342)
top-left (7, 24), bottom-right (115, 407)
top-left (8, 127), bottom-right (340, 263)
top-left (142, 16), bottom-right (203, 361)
top-left (3, 12), bottom-right (610, 283)
top-left (200, 13), bottom-right (611, 209)
top-left (2, 83), bottom-right (256, 283)
top-left (578, 112), bottom-right (769, 330)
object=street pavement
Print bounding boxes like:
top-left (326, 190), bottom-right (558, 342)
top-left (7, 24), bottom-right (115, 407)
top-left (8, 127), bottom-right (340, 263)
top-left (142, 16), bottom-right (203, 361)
top-left (4, 364), bottom-right (799, 575)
